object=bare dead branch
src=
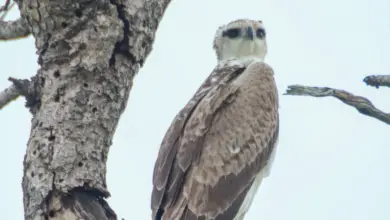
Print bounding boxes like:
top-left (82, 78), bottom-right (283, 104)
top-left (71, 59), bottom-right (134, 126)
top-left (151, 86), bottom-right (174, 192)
top-left (0, 76), bottom-right (40, 113)
top-left (284, 85), bottom-right (390, 125)
top-left (363, 75), bottom-right (390, 89)
top-left (8, 77), bottom-right (31, 96)
top-left (0, 0), bottom-right (11, 13)
top-left (0, 17), bottom-right (31, 40)
top-left (0, 77), bottom-right (30, 110)
top-left (0, 83), bottom-right (19, 110)
top-left (0, 2), bottom-right (15, 21)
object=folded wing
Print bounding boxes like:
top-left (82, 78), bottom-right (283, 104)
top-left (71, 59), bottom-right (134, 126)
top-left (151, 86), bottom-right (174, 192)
top-left (151, 61), bottom-right (279, 220)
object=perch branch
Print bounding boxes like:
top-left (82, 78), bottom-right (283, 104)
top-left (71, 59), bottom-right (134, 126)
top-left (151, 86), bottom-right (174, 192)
top-left (284, 85), bottom-right (390, 125)
top-left (0, 83), bottom-right (19, 110)
top-left (363, 75), bottom-right (390, 89)
top-left (0, 77), bottom-right (39, 112)
top-left (0, 17), bottom-right (31, 40)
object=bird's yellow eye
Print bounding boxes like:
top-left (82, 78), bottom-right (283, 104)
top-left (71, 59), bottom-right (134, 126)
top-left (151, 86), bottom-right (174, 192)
top-left (256, 28), bottom-right (266, 38)
top-left (222, 28), bottom-right (241, 39)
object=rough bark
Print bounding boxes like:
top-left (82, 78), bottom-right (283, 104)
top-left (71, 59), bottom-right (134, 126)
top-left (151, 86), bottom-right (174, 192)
top-left (285, 74), bottom-right (390, 125)
top-left (0, 0), bottom-right (31, 40)
top-left (1, 0), bottom-right (171, 219)
top-left (0, 77), bottom-right (38, 111)
top-left (0, 17), bottom-right (31, 40)
top-left (363, 75), bottom-right (390, 88)
top-left (0, 84), bottom-right (19, 109)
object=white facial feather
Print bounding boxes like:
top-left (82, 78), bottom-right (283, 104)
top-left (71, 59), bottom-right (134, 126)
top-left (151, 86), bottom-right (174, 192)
top-left (213, 19), bottom-right (268, 62)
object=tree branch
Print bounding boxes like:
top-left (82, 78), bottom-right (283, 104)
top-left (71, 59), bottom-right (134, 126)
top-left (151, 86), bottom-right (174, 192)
top-left (0, 1), bottom-right (15, 20)
top-left (0, 0), bottom-right (30, 40)
top-left (284, 84), bottom-right (390, 125)
top-left (363, 75), bottom-right (390, 89)
top-left (0, 17), bottom-right (31, 40)
top-left (0, 84), bottom-right (19, 110)
top-left (0, 0), bottom-right (11, 14)
top-left (0, 76), bottom-right (40, 112)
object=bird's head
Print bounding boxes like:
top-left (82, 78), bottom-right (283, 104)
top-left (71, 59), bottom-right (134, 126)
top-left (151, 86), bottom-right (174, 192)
top-left (213, 19), bottom-right (267, 62)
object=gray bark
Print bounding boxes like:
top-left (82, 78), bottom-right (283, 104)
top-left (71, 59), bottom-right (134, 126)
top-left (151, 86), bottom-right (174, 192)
top-left (2, 0), bottom-right (172, 219)
top-left (0, 84), bottom-right (19, 109)
top-left (0, 17), bottom-right (30, 40)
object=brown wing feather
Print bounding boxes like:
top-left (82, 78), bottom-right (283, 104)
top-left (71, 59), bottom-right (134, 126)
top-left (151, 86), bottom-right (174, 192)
top-left (152, 61), bottom-right (279, 220)
top-left (151, 61), bottom-right (246, 219)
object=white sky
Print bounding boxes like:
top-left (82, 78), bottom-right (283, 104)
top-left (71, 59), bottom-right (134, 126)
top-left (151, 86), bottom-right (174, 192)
top-left (1, 0), bottom-right (389, 219)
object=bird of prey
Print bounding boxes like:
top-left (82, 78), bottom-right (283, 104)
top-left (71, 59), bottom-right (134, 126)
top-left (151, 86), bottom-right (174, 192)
top-left (151, 19), bottom-right (279, 220)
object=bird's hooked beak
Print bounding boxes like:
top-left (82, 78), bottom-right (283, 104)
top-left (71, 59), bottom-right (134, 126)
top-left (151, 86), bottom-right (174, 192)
top-left (246, 26), bottom-right (254, 40)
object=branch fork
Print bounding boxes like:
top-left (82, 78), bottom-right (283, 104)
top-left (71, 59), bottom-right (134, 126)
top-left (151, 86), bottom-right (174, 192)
top-left (0, 76), bottom-right (40, 113)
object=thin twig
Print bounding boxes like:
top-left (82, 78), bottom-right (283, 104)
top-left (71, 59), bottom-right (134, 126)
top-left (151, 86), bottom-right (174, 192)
top-left (0, 2), bottom-right (15, 21)
top-left (284, 85), bottom-right (390, 125)
top-left (0, 0), bottom-right (11, 12)
top-left (363, 75), bottom-right (390, 89)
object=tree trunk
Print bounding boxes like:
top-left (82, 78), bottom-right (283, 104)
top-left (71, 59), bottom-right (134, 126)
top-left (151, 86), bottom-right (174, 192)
top-left (7, 0), bottom-right (171, 219)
